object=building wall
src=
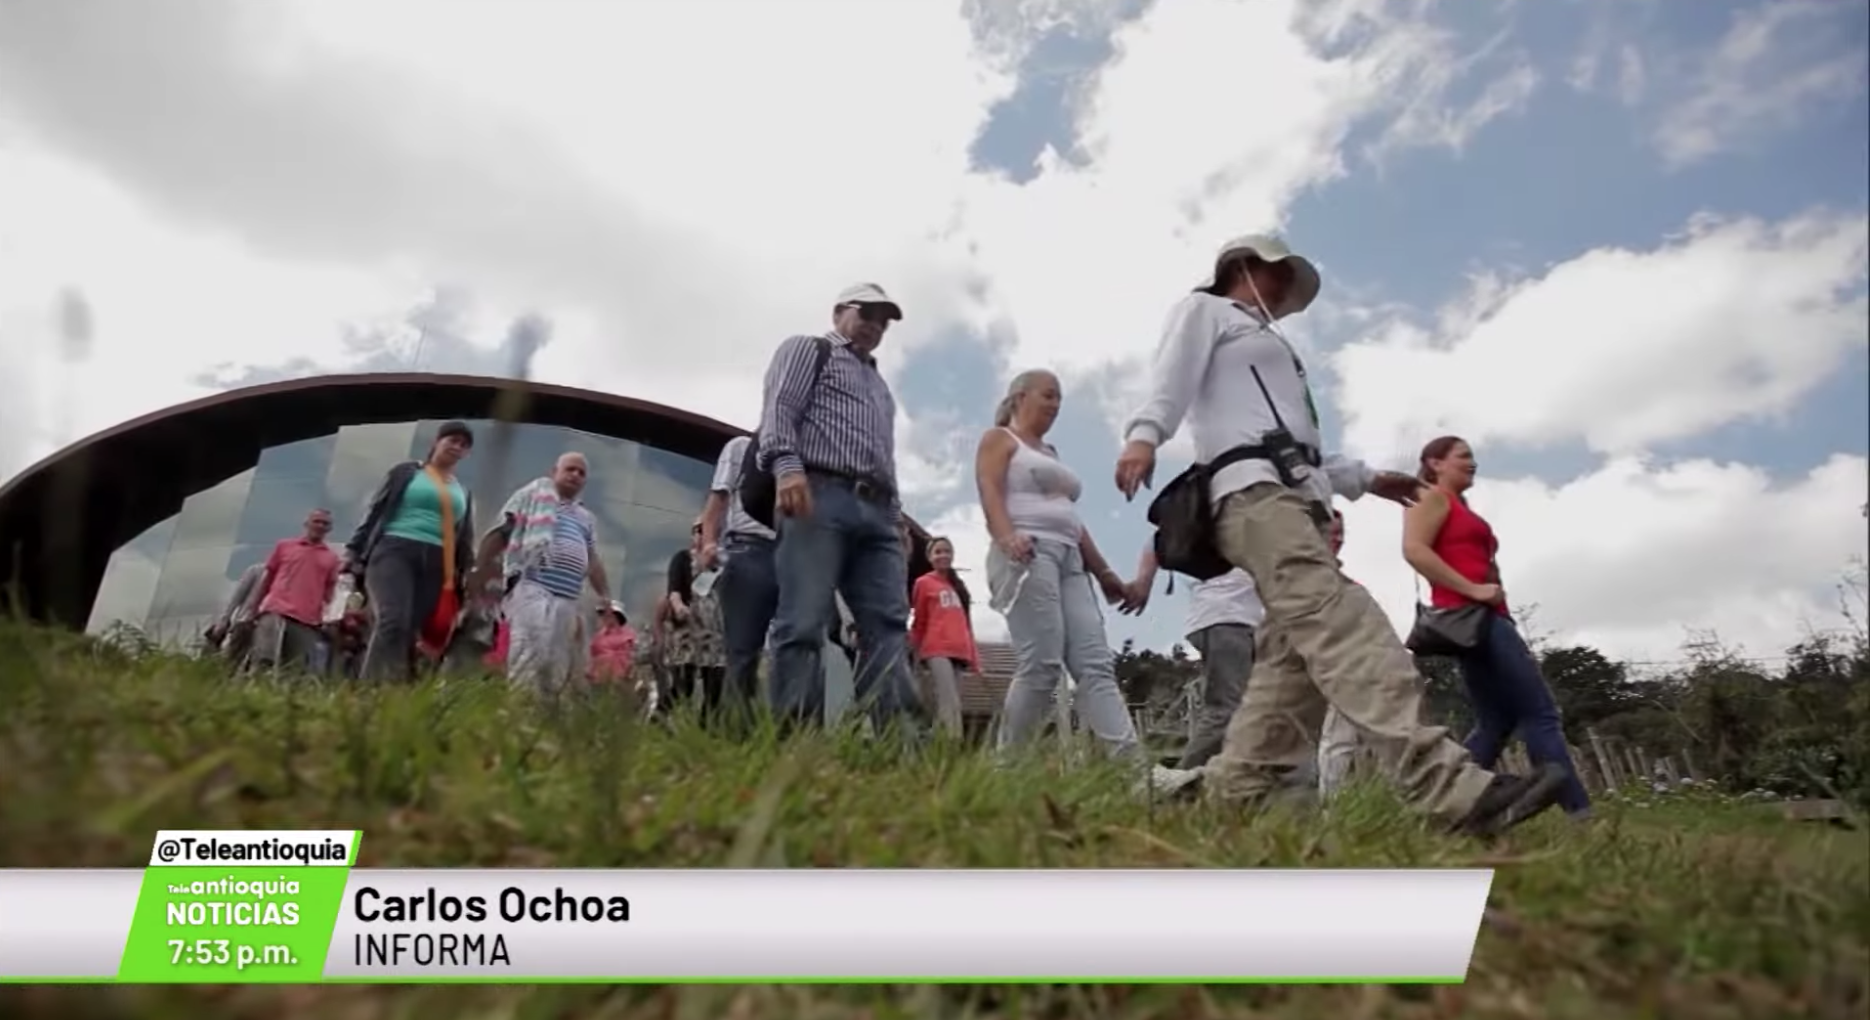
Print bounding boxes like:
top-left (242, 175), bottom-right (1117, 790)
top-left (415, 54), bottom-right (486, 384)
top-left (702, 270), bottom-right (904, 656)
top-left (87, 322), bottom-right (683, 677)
top-left (86, 417), bottom-right (715, 645)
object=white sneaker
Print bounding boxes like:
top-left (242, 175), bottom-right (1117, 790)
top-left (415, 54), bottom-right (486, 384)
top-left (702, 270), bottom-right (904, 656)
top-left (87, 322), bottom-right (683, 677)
top-left (1137, 764), bottom-right (1204, 800)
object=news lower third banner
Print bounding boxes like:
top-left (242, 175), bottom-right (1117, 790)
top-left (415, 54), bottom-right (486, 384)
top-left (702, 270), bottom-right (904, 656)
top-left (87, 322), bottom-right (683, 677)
top-left (0, 830), bottom-right (1494, 983)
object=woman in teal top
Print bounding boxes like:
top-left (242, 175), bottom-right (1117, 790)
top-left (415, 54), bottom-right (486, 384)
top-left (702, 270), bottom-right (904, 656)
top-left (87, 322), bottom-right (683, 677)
top-left (342, 421), bottom-right (478, 682)
top-left (382, 468), bottom-right (468, 546)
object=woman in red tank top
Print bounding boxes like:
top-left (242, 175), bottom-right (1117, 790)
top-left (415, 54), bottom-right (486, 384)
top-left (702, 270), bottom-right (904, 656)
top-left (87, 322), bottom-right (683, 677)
top-left (1402, 436), bottom-right (1592, 819)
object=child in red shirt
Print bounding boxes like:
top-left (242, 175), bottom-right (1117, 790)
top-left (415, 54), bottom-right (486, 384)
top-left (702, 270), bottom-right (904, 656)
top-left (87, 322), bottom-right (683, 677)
top-left (588, 602), bottom-right (639, 684)
top-left (910, 536), bottom-right (978, 736)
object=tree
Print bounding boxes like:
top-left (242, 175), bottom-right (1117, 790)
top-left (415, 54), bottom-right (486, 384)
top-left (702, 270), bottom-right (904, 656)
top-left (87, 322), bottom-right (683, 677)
top-left (1112, 638), bottom-right (1200, 711)
top-left (1413, 654), bottom-right (1472, 734)
top-left (1540, 645), bottom-right (1635, 739)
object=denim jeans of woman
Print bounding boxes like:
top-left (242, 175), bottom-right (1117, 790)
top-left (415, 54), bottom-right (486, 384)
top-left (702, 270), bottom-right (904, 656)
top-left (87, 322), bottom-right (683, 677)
top-left (1457, 613), bottom-right (1592, 816)
top-left (359, 536), bottom-right (445, 683)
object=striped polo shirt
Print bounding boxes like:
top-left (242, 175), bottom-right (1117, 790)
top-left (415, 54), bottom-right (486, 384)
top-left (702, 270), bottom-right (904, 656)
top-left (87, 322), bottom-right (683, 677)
top-left (524, 503), bottom-right (595, 599)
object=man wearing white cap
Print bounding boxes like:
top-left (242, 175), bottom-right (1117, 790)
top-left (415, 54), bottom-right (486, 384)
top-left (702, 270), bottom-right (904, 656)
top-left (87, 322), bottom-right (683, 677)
top-left (750, 283), bottom-right (926, 734)
top-left (1114, 234), bottom-right (1565, 836)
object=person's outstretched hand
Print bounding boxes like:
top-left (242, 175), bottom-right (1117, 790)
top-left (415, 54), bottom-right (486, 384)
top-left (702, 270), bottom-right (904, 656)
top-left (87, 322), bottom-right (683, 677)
top-left (1369, 471), bottom-right (1425, 507)
top-left (1115, 440), bottom-right (1157, 500)
top-left (1118, 577), bottom-right (1153, 616)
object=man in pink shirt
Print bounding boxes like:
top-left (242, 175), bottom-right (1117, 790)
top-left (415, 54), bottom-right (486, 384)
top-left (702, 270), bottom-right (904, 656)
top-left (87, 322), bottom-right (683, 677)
top-left (248, 508), bottom-right (343, 676)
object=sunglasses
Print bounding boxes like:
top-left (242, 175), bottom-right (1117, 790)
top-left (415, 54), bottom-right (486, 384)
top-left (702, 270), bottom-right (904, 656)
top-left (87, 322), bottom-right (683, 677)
top-left (842, 303), bottom-right (895, 326)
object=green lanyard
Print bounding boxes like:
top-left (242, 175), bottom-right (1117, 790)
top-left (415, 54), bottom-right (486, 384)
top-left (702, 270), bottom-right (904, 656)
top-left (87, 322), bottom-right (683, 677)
top-left (1270, 332), bottom-right (1322, 431)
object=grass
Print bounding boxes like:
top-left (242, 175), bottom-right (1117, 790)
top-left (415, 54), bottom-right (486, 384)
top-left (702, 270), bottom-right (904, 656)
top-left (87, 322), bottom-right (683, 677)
top-left (2, 621), bottom-right (1866, 1020)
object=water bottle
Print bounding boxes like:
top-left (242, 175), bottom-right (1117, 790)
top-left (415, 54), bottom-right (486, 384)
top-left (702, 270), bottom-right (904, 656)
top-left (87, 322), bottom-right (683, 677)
top-left (324, 574), bottom-right (355, 624)
top-left (691, 567), bottom-right (720, 599)
top-left (987, 553), bottom-right (1030, 616)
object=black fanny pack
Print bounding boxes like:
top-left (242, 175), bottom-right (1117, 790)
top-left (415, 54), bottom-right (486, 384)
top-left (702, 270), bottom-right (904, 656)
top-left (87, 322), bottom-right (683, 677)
top-left (1145, 367), bottom-right (1329, 585)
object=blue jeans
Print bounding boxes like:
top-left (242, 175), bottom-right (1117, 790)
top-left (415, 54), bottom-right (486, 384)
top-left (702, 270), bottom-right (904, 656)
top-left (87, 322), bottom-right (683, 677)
top-left (770, 475), bottom-right (923, 731)
top-left (717, 532), bottom-right (778, 711)
top-left (1457, 614), bottom-right (1592, 815)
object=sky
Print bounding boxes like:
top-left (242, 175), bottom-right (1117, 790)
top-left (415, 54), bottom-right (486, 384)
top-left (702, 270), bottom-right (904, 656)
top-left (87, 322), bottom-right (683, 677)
top-left (1, 0), bottom-right (1866, 667)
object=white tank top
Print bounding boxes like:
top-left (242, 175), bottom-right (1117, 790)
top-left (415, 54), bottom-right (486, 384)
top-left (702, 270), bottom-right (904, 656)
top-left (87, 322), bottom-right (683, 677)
top-left (1000, 427), bottom-right (1083, 546)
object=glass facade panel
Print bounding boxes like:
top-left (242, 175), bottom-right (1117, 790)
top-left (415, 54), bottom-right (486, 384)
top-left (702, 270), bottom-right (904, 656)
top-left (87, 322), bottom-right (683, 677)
top-left (258, 434), bottom-right (338, 481)
top-left (235, 475), bottom-right (334, 547)
top-left (86, 414), bottom-right (722, 646)
top-left (324, 422), bottom-right (419, 534)
top-left (146, 544), bottom-right (239, 622)
top-left (84, 517), bottom-right (175, 634)
top-left (635, 446), bottom-right (715, 515)
top-left (168, 469), bottom-right (254, 552)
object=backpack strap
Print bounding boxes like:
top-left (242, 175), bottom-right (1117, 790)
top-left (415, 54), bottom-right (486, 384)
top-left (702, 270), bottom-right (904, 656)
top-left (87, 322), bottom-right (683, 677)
top-left (754, 335), bottom-right (835, 452)
top-left (808, 334), bottom-right (835, 383)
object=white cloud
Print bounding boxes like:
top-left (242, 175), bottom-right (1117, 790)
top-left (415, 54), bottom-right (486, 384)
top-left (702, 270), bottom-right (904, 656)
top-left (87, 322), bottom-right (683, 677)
top-left (1315, 202), bottom-right (1869, 663)
top-left (1333, 210), bottom-right (1870, 466)
top-left (0, 0), bottom-right (1011, 465)
top-left (1567, 0), bottom-right (1658, 106)
top-left (1655, 1), bottom-right (1868, 169)
top-left (1336, 453), bottom-right (1870, 664)
top-left (895, 403), bottom-right (973, 505)
top-left (1365, 29), bottom-right (1540, 161)
top-left (1614, 44), bottom-right (1648, 106)
top-left (0, 0), bottom-right (1531, 474)
top-left (0, 0), bottom-right (1510, 504)
top-left (957, 0), bottom-right (1509, 392)
top-left (0, 146), bottom-right (431, 472)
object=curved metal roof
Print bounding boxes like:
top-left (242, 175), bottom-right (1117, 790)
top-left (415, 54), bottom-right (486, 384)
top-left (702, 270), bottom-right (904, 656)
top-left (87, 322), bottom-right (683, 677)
top-left (0, 372), bottom-right (931, 628)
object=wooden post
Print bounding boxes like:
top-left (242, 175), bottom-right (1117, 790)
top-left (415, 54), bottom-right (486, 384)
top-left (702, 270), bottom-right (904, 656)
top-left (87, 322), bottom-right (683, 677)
top-left (1678, 745), bottom-right (1702, 782)
top-left (1622, 745), bottom-right (1643, 786)
top-left (1587, 728), bottom-right (1620, 790)
top-left (1659, 757), bottom-right (1679, 784)
top-left (1569, 743), bottom-right (1600, 792)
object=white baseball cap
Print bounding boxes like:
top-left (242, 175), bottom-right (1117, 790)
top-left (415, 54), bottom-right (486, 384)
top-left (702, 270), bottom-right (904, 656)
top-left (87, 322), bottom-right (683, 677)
top-left (835, 282), bottom-right (903, 321)
top-left (1192, 234), bottom-right (1321, 320)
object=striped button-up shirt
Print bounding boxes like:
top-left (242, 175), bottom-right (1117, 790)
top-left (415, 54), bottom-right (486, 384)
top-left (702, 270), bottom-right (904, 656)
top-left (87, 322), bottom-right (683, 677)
top-left (756, 331), bottom-right (900, 516)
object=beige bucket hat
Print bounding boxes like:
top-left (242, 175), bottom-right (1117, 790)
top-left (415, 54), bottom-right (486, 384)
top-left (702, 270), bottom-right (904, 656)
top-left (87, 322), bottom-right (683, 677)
top-left (1193, 234), bottom-right (1321, 319)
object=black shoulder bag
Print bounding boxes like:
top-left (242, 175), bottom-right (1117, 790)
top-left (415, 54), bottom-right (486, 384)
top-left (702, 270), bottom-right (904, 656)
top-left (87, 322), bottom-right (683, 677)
top-left (1147, 446), bottom-right (1256, 584)
top-left (738, 336), bottom-right (835, 530)
top-left (1145, 366), bottom-right (1324, 586)
top-left (1403, 557), bottom-right (1495, 657)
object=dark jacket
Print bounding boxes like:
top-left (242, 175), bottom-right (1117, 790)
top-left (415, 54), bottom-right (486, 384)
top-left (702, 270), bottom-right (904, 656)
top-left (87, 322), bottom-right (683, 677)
top-left (666, 549), bottom-right (694, 604)
top-left (343, 461), bottom-right (476, 592)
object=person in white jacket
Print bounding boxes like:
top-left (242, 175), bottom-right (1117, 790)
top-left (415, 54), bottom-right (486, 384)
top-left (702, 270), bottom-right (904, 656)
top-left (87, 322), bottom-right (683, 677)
top-left (1123, 548), bottom-right (1262, 770)
top-left (1113, 233), bottom-right (1565, 837)
top-left (1129, 507), bottom-right (1359, 789)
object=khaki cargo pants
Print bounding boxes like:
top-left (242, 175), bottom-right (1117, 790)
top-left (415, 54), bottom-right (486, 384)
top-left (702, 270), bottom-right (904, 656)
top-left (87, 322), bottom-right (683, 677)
top-left (1201, 483), bottom-right (1494, 825)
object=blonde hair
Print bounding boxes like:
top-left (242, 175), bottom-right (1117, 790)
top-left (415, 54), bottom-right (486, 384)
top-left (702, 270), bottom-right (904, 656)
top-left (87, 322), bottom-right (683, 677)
top-left (993, 369), bottom-right (1054, 428)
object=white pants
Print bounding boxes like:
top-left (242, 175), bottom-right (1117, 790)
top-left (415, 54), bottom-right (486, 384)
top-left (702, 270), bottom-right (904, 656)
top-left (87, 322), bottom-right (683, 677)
top-left (989, 538), bottom-right (1139, 761)
top-left (921, 656), bottom-right (965, 736)
top-left (505, 579), bottom-right (587, 695)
